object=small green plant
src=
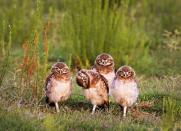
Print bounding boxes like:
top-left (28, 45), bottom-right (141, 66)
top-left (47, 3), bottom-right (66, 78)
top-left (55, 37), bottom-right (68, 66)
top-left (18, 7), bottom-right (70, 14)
top-left (43, 115), bottom-right (57, 131)
top-left (0, 24), bottom-right (12, 86)
top-left (162, 29), bottom-right (181, 52)
top-left (161, 97), bottom-right (178, 131)
top-left (150, 29), bottom-right (181, 76)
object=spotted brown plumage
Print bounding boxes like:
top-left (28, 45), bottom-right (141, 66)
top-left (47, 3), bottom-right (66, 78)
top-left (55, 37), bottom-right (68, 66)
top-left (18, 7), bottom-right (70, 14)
top-left (99, 74), bottom-right (109, 93)
top-left (112, 65), bottom-right (139, 117)
top-left (92, 53), bottom-right (115, 95)
top-left (76, 69), bottom-right (90, 89)
top-left (76, 69), bottom-right (109, 114)
top-left (45, 62), bottom-right (72, 112)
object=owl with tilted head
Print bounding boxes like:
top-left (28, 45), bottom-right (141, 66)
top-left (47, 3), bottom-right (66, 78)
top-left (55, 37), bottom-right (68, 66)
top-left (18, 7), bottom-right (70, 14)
top-left (76, 69), bottom-right (109, 114)
top-left (112, 65), bottom-right (139, 117)
top-left (45, 62), bottom-right (72, 112)
top-left (92, 53), bottom-right (115, 95)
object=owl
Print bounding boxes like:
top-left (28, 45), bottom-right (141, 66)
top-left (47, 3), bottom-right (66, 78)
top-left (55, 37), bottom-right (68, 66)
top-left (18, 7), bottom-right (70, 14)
top-left (92, 53), bottom-right (115, 95)
top-left (76, 69), bottom-right (109, 114)
top-left (112, 65), bottom-right (139, 117)
top-left (45, 62), bottom-right (72, 112)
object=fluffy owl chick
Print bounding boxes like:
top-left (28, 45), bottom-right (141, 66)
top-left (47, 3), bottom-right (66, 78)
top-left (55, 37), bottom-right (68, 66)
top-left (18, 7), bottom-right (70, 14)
top-left (45, 62), bottom-right (72, 112)
top-left (76, 69), bottom-right (109, 114)
top-left (112, 66), bottom-right (139, 117)
top-left (92, 53), bottom-right (115, 95)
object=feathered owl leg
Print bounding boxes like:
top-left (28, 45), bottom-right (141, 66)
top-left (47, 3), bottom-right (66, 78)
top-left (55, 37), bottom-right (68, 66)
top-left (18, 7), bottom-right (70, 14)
top-left (91, 105), bottom-right (97, 114)
top-left (55, 102), bottom-right (60, 113)
top-left (123, 106), bottom-right (127, 117)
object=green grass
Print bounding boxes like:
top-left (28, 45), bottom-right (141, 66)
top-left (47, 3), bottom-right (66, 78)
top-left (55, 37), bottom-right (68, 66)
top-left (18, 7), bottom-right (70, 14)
top-left (0, 76), bottom-right (181, 130)
top-left (0, 108), bottom-right (43, 131)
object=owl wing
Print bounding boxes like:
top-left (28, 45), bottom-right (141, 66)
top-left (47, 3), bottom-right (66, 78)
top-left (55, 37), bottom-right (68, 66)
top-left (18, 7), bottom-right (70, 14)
top-left (99, 74), bottom-right (109, 93)
top-left (111, 77), bottom-right (117, 89)
top-left (45, 73), bottom-right (54, 93)
top-left (70, 77), bottom-right (73, 90)
top-left (134, 78), bottom-right (139, 86)
top-left (133, 79), bottom-right (139, 96)
top-left (95, 75), bottom-right (109, 102)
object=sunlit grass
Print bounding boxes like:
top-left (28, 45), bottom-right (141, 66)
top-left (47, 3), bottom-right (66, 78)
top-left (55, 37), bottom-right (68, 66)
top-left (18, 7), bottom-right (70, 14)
top-left (0, 76), bottom-right (181, 130)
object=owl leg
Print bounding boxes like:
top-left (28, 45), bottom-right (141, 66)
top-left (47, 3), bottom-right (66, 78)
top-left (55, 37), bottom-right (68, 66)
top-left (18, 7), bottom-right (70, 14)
top-left (91, 105), bottom-right (97, 115)
top-left (123, 106), bottom-right (127, 117)
top-left (55, 102), bottom-right (60, 113)
top-left (104, 100), bottom-right (109, 112)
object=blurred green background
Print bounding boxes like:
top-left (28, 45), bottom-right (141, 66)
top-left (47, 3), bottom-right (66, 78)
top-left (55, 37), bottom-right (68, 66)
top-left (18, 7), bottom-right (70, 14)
top-left (0, 0), bottom-right (180, 76)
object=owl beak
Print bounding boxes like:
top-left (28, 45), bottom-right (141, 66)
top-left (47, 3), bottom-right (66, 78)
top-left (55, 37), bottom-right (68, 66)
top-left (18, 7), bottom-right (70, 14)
top-left (83, 82), bottom-right (87, 88)
top-left (124, 72), bottom-right (129, 78)
top-left (102, 60), bottom-right (107, 65)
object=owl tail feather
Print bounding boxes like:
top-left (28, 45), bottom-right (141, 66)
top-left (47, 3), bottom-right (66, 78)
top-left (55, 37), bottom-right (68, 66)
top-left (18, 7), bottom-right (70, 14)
top-left (98, 100), bottom-right (109, 111)
top-left (104, 100), bottom-right (109, 111)
top-left (45, 96), bottom-right (49, 103)
top-left (45, 96), bottom-right (55, 107)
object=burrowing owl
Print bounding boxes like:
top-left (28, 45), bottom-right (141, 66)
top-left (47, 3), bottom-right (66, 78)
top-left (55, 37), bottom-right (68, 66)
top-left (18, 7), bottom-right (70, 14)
top-left (45, 62), bottom-right (72, 112)
top-left (76, 69), bottom-right (109, 114)
top-left (112, 65), bottom-right (139, 117)
top-left (92, 53), bottom-right (115, 95)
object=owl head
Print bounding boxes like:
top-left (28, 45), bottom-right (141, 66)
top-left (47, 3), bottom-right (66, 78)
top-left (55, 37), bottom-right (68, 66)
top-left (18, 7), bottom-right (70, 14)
top-left (76, 69), bottom-right (90, 89)
top-left (116, 65), bottom-right (135, 79)
top-left (95, 53), bottom-right (114, 67)
top-left (51, 62), bottom-right (70, 76)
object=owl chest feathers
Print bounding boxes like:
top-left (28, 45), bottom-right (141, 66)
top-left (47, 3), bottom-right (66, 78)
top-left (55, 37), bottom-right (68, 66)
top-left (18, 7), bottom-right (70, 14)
top-left (112, 79), bottom-right (139, 107)
top-left (46, 78), bottom-right (72, 103)
top-left (101, 71), bottom-right (115, 87)
top-left (93, 67), bottom-right (115, 87)
top-left (84, 80), bottom-right (108, 106)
